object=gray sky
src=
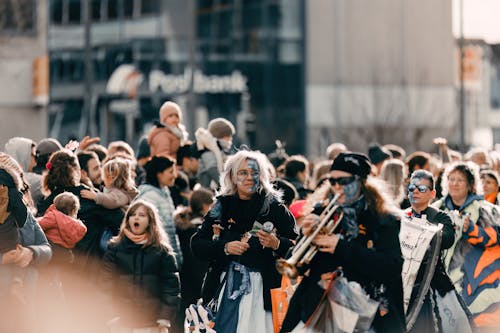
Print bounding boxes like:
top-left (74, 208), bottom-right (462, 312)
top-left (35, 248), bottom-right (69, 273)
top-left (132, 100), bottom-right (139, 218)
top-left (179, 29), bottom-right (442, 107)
top-left (453, 0), bottom-right (500, 43)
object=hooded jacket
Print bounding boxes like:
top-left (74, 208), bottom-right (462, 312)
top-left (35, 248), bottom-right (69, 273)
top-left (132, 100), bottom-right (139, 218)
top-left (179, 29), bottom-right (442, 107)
top-left (38, 204), bottom-right (87, 249)
top-left (4, 137), bottom-right (43, 204)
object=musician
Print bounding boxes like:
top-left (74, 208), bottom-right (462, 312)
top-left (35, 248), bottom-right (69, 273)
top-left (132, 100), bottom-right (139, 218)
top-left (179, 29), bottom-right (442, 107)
top-left (281, 152), bottom-right (405, 333)
top-left (404, 170), bottom-right (461, 332)
top-left (191, 149), bottom-right (297, 333)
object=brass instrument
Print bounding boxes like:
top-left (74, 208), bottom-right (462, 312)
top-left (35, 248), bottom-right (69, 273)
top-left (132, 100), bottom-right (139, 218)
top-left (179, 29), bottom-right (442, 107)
top-left (277, 193), bottom-right (344, 278)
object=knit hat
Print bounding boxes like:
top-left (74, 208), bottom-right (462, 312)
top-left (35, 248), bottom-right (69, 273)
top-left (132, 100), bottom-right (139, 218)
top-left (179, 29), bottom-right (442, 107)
top-left (208, 118), bottom-right (235, 139)
top-left (37, 138), bottom-right (63, 157)
top-left (0, 152), bottom-right (24, 191)
top-left (159, 101), bottom-right (182, 124)
top-left (368, 143), bottom-right (392, 165)
top-left (330, 152), bottom-right (372, 179)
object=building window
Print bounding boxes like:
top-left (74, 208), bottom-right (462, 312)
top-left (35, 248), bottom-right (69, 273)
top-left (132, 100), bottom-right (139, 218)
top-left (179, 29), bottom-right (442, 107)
top-left (0, 0), bottom-right (35, 34)
top-left (68, 0), bottom-right (81, 24)
top-left (141, 0), bottom-right (160, 15)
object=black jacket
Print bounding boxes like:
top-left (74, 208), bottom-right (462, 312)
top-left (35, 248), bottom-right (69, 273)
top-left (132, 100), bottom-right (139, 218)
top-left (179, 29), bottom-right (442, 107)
top-left (281, 208), bottom-right (405, 333)
top-left (190, 192), bottom-right (297, 311)
top-left (100, 237), bottom-right (180, 327)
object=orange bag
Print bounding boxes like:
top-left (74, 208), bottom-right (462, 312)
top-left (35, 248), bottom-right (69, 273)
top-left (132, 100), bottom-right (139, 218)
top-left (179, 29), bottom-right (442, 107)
top-left (271, 276), bottom-right (294, 333)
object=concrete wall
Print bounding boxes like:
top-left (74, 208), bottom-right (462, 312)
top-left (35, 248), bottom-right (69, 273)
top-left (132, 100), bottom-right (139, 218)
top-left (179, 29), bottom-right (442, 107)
top-left (0, 0), bottom-right (48, 147)
top-left (306, 0), bottom-right (456, 158)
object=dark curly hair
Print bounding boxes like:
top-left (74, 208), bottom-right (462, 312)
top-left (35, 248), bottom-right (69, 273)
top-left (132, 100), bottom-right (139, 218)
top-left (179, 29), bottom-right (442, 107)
top-left (42, 150), bottom-right (80, 195)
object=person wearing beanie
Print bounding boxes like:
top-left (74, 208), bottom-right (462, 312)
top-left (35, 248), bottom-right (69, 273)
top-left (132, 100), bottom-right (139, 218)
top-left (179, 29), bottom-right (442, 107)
top-left (282, 151), bottom-right (405, 333)
top-left (148, 101), bottom-right (189, 159)
top-left (368, 143), bottom-right (392, 175)
top-left (4, 137), bottom-right (43, 205)
top-left (195, 117), bottom-right (236, 191)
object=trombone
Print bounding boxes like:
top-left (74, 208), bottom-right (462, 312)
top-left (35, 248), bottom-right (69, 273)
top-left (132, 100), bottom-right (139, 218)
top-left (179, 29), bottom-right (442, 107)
top-left (277, 193), bottom-right (344, 279)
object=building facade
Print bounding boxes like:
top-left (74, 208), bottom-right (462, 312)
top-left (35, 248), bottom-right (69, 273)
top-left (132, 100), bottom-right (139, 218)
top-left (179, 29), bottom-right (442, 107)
top-left (306, 0), bottom-right (456, 158)
top-left (48, 0), bottom-right (306, 154)
top-left (0, 0), bottom-right (49, 145)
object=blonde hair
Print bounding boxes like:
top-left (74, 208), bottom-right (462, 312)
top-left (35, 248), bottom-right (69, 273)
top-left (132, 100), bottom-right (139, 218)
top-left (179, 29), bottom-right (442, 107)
top-left (379, 158), bottom-right (406, 205)
top-left (111, 200), bottom-right (172, 251)
top-left (218, 150), bottom-right (281, 201)
top-left (102, 158), bottom-right (136, 192)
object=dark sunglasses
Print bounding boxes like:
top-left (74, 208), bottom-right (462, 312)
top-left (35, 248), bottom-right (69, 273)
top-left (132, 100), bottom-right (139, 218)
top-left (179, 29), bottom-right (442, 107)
top-left (408, 184), bottom-right (430, 193)
top-left (329, 176), bottom-right (357, 186)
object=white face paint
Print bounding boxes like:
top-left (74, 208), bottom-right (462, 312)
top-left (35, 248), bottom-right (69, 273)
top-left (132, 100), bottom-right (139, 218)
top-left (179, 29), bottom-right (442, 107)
top-left (236, 159), bottom-right (260, 199)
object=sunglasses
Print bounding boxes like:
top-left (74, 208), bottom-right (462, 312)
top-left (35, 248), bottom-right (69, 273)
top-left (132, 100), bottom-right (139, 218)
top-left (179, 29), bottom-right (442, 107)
top-left (329, 176), bottom-right (357, 186)
top-left (408, 184), bottom-right (430, 193)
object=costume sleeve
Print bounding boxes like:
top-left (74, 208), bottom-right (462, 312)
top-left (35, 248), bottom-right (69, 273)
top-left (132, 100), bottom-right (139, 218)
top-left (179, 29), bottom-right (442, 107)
top-left (272, 203), bottom-right (298, 258)
top-left (434, 210), bottom-right (455, 250)
top-left (190, 201), bottom-right (227, 262)
top-left (463, 222), bottom-right (498, 248)
top-left (95, 189), bottom-right (130, 209)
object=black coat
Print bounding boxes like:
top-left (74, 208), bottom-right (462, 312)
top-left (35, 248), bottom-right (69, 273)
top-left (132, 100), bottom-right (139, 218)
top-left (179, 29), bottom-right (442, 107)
top-left (281, 208), bottom-right (406, 333)
top-left (190, 192), bottom-right (297, 311)
top-left (100, 237), bottom-right (180, 328)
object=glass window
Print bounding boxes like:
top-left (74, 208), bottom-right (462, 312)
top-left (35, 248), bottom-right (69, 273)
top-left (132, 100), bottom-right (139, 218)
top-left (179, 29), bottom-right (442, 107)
top-left (141, 0), bottom-right (160, 15)
top-left (107, 0), bottom-right (118, 20)
top-left (123, 0), bottom-right (134, 18)
top-left (491, 62), bottom-right (500, 109)
top-left (0, 0), bottom-right (35, 32)
top-left (68, 0), bottom-right (81, 24)
top-left (50, 0), bottom-right (63, 24)
top-left (91, 0), bottom-right (102, 21)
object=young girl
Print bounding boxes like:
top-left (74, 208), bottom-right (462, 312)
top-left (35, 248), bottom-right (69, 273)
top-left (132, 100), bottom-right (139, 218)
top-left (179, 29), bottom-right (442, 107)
top-left (100, 200), bottom-right (180, 333)
top-left (81, 158), bottom-right (138, 212)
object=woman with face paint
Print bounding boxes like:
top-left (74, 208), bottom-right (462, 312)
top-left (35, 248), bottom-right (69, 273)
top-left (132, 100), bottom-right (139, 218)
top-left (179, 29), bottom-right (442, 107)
top-left (100, 200), bottom-right (180, 332)
top-left (191, 150), bottom-right (297, 333)
top-left (281, 152), bottom-right (406, 333)
top-left (433, 162), bottom-right (500, 329)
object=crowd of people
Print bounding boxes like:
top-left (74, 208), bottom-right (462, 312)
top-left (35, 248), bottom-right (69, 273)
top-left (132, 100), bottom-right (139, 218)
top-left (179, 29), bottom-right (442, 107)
top-left (0, 100), bottom-right (499, 333)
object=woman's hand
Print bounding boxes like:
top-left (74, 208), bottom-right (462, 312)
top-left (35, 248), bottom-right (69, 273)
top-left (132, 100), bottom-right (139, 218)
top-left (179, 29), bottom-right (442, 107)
top-left (80, 189), bottom-right (96, 201)
top-left (462, 215), bottom-right (471, 233)
top-left (224, 241), bottom-right (250, 256)
top-left (314, 234), bottom-right (339, 254)
top-left (256, 230), bottom-right (280, 250)
top-left (2, 245), bottom-right (33, 267)
top-left (301, 214), bottom-right (320, 236)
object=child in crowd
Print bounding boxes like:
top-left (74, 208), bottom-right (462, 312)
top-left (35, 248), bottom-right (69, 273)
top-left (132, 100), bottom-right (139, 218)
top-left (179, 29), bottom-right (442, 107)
top-left (100, 200), bottom-right (180, 333)
top-left (0, 153), bottom-right (29, 294)
top-left (38, 191), bottom-right (87, 265)
top-left (148, 101), bottom-right (189, 159)
top-left (80, 158), bottom-right (138, 212)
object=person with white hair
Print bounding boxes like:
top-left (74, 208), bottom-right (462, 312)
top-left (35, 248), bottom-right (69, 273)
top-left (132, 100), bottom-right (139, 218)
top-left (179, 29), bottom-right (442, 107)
top-left (191, 149), bottom-right (297, 333)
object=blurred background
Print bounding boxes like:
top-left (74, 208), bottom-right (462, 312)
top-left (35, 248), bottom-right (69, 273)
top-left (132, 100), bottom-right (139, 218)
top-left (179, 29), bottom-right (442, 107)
top-left (0, 0), bottom-right (499, 158)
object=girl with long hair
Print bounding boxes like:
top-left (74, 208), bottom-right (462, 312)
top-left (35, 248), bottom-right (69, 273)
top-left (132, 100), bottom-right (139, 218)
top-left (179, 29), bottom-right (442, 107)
top-left (100, 200), bottom-right (180, 332)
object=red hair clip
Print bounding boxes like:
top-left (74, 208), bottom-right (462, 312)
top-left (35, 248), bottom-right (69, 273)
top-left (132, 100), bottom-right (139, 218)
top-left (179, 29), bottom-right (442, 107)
top-left (45, 162), bottom-right (52, 170)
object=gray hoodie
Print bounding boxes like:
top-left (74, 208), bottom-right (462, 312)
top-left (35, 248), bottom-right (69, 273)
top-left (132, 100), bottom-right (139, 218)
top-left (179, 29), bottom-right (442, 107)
top-left (4, 137), bottom-right (43, 204)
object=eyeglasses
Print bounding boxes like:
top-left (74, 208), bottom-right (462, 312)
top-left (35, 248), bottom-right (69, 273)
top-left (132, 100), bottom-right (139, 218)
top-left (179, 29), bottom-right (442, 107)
top-left (408, 184), bottom-right (430, 193)
top-left (237, 170), bottom-right (260, 178)
top-left (329, 176), bottom-right (357, 186)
